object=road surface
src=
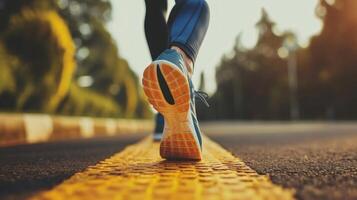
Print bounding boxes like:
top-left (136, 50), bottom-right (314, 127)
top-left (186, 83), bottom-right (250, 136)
top-left (0, 123), bottom-right (356, 200)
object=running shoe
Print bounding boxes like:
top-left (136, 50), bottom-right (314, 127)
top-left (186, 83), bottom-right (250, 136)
top-left (142, 49), bottom-right (207, 160)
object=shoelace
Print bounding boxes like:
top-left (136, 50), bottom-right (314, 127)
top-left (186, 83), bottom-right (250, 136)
top-left (194, 91), bottom-right (210, 107)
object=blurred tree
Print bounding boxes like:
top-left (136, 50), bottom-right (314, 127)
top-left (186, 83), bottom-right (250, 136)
top-left (200, 1), bottom-right (357, 121)
top-left (55, 0), bottom-right (150, 118)
top-left (302, 0), bottom-right (357, 119)
top-left (0, 0), bottom-right (151, 118)
top-left (58, 83), bottom-right (121, 117)
top-left (2, 9), bottom-right (75, 113)
top-left (0, 0), bottom-right (53, 32)
top-left (198, 72), bottom-right (206, 92)
top-left (200, 10), bottom-right (292, 120)
top-left (0, 43), bottom-right (17, 109)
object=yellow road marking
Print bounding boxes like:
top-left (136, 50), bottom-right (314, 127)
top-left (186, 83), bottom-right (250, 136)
top-left (32, 137), bottom-right (295, 200)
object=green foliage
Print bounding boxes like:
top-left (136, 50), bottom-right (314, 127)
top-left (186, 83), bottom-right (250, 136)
top-left (200, 1), bottom-right (357, 121)
top-left (1, 9), bottom-right (75, 112)
top-left (58, 84), bottom-right (121, 117)
top-left (0, 43), bottom-right (16, 94)
top-left (0, 9), bottom-right (74, 112)
top-left (55, 0), bottom-right (151, 118)
top-left (299, 0), bottom-right (357, 119)
top-left (201, 10), bottom-right (291, 120)
top-left (0, 0), bottom-right (151, 118)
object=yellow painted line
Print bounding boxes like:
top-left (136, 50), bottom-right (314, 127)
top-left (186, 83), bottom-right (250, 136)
top-left (31, 137), bottom-right (295, 200)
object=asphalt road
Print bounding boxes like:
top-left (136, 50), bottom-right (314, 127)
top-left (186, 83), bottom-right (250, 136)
top-left (0, 133), bottom-right (146, 200)
top-left (1, 123), bottom-right (357, 200)
top-left (207, 123), bottom-right (357, 200)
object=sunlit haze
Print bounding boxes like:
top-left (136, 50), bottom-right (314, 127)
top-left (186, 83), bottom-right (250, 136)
top-left (107, 0), bottom-right (322, 94)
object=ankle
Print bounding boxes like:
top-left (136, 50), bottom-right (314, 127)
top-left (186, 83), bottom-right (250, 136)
top-left (171, 46), bottom-right (193, 77)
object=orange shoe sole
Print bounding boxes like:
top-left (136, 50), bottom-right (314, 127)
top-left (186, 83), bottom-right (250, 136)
top-left (142, 61), bottom-right (202, 160)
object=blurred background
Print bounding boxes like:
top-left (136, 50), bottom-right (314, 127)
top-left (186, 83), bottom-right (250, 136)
top-left (0, 0), bottom-right (356, 121)
top-left (0, 0), bottom-right (151, 119)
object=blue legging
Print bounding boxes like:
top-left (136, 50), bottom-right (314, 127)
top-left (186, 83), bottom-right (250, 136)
top-left (144, 0), bottom-right (210, 62)
top-left (144, 0), bottom-right (209, 133)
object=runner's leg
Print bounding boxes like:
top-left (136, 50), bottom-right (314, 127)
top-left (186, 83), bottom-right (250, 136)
top-left (144, 0), bottom-right (169, 60)
top-left (168, 0), bottom-right (210, 64)
top-left (144, 0), bottom-right (168, 139)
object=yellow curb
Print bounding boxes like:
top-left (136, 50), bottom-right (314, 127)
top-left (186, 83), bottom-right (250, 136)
top-left (32, 136), bottom-right (295, 200)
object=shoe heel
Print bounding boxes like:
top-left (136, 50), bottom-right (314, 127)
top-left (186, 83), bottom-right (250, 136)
top-left (142, 62), bottom-right (202, 160)
top-left (142, 62), bottom-right (190, 114)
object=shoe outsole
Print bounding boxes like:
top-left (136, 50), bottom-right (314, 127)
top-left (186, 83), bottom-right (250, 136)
top-left (142, 62), bottom-right (202, 160)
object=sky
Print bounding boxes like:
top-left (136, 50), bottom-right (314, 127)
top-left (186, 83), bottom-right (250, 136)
top-left (107, 0), bottom-right (323, 94)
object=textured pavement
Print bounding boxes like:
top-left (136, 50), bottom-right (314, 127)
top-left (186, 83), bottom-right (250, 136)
top-left (1, 123), bottom-right (357, 200)
top-left (0, 134), bottom-right (146, 199)
top-left (32, 137), bottom-right (294, 200)
top-left (209, 124), bottom-right (357, 200)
